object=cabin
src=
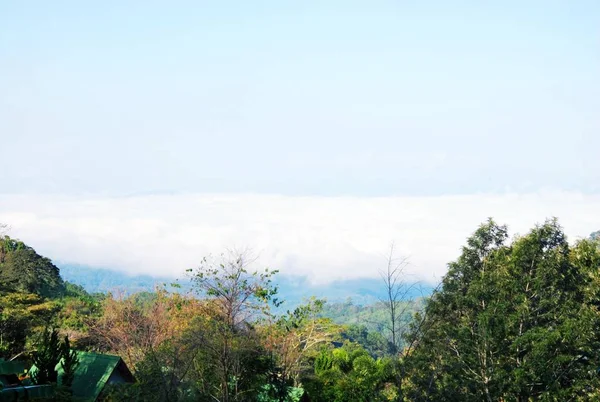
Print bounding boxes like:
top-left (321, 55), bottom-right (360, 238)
top-left (30, 351), bottom-right (135, 401)
top-left (63, 352), bottom-right (135, 401)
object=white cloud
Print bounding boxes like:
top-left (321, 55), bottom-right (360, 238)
top-left (0, 192), bottom-right (598, 284)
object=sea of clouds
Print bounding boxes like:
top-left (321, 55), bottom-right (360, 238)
top-left (0, 191), bottom-right (598, 284)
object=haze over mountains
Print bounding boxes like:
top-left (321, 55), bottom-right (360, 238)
top-left (1, 192), bottom-right (598, 287)
top-left (57, 223), bottom-right (599, 307)
top-left (58, 263), bottom-right (431, 307)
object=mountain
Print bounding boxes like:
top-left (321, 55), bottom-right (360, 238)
top-left (57, 263), bottom-right (433, 308)
top-left (275, 275), bottom-right (432, 308)
top-left (0, 236), bottom-right (65, 298)
top-left (58, 264), bottom-right (180, 295)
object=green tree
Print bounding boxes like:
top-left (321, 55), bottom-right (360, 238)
top-left (60, 335), bottom-right (79, 387)
top-left (263, 297), bottom-right (334, 389)
top-left (303, 342), bottom-right (398, 402)
top-left (31, 329), bottom-right (62, 385)
top-left (340, 324), bottom-right (395, 359)
top-left (403, 219), bottom-right (600, 401)
top-left (0, 292), bottom-right (60, 359)
top-left (0, 236), bottom-right (65, 298)
top-left (188, 251), bottom-right (280, 402)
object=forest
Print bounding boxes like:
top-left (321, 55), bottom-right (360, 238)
top-left (1, 218), bottom-right (600, 401)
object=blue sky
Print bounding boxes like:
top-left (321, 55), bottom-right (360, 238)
top-left (0, 2), bottom-right (599, 282)
top-left (1, 1), bottom-right (598, 196)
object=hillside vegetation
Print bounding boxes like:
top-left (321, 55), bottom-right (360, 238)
top-left (0, 221), bottom-right (599, 401)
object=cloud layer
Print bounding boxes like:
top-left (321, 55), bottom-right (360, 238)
top-left (0, 192), bottom-right (597, 284)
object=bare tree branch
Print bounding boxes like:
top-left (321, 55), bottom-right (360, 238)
top-left (379, 242), bottom-right (414, 353)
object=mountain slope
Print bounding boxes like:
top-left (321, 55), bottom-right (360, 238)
top-left (0, 236), bottom-right (65, 298)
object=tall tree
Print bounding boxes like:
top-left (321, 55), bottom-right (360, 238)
top-left (303, 342), bottom-right (398, 402)
top-left (379, 243), bottom-right (415, 354)
top-left (190, 250), bottom-right (279, 327)
top-left (60, 335), bottom-right (79, 388)
top-left (31, 329), bottom-right (62, 385)
top-left (188, 250), bottom-right (279, 402)
top-left (263, 297), bottom-right (334, 387)
top-left (403, 219), bottom-right (600, 401)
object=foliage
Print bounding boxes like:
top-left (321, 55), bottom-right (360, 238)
top-left (187, 251), bottom-right (280, 402)
top-left (320, 299), bottom-right (423, 356)
top-left (91, 288), bottom-right (199, 369)
top-left (302, 342), bottom-right (398, 402)
top-left (403, 219), bottom-right (600, 401)
top-left (321, 299), bottom-right (423, 337)
top-left (60, 335), bottom-right (79, 387)
top-left (3, 220), bottom-right (600, 401)
top-left (31, 329), bottom-right (62, 385)
top-left (189, 251), bottom-right (281, 325)
top-left (0, 235), bottom-right (69, 359)
top-left (256, 384), bottom-right (305, 402)
top-left (55, 283), bottom-right (104, 351)
top-left (0, 292), bottom-right (60, 359)
top-left (263, 297), bottom-right (335, 387)
top-left (0, 235), bottom-right (65, 298)
top-left (339, 324), bottom-right (395, 359)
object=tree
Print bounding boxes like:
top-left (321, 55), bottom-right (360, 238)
top-left (0, 236), bottom-right (65, 298)
top-left (188, 250), bottom-right (280, 402)
top-left (340, 324), bottom-right (395, 358)
top-left (0, 292), bottom-right (60, 359)
top-left (60, 335), bottom-right (79, 388)
top-left (31, 329), bottom-right (62, 385)
top-left (263, 298), bottom-right (335, 388)
top-left (91, 288), bottom-right (196, 370)
top-left (303, 342), bottom-right (398, 402)
top-left (379, 243), bottom-right (416, 354)
top-left (93, 288), bottom-right (208, 402)
top-left (403, 219), bottom-right (600, 401)
top-left (189, 250), bottom-right (280, 327)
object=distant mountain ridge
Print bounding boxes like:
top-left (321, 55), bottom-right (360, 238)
top-left (43, 229), bottom-right (600, 304)
top-left (58, 263), bottom-right (433, 307)
top-left (58, 264), bottom-right (177, 295)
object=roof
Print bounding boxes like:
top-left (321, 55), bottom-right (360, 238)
top-left (31, 352), bottom-right (134, 402)
top-left (62, 352), bottom-right (134, 401)
top-left (0, 359), bottom-right (26, 376)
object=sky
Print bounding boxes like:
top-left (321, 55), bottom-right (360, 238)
top-left (0, 1), bottom-right (599, 282)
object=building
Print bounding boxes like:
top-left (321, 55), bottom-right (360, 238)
top-left (30, 351), bottom-right (135, 401)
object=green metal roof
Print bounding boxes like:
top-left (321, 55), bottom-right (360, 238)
top-left (0, 359), bottom-right (26, 376)
top-left (64, 352), bottom-right (120, 401)
top-left (31, 352), bottom-right (134, 402)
